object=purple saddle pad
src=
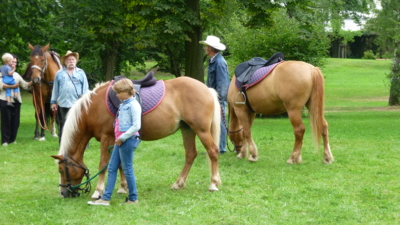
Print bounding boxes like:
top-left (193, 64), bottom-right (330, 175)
top-left (106, 80), bottom-right (165, 117)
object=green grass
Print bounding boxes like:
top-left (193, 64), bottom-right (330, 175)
top-left (1, 58), bottom-right (399, 224)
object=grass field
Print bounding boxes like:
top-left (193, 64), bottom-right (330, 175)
top-left (0, 58), bottom-right (399, 224)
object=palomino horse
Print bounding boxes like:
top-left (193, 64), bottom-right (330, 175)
top-left (51, 76), bottom-right (221, 198)
top-left (28, 44), bottom-right (59, 140)
top-left (228, 61), bottom-right (334, 164)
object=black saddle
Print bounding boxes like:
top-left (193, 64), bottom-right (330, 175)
top-left (235, 52), bottom-right (284, 84)
top-left (113, 71), bottom-right (157, 87)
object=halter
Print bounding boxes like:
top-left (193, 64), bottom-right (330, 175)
top-left (31, 53), bottom-right (49, 84)
top-left (58, 154), bottom-right (91, 197)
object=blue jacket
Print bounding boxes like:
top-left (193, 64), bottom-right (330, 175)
top-left (50, 67), bottom-right (89, 108)
top-left (117, 97), bottom-right (142, 142)
top-left (206, 53), bottom-right (230, 101)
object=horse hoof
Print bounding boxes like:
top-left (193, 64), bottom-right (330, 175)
top-left (209, 184), bottom-right (219, 192)
top-left (91, 191), bottom-right (101, 200)
top-left (171, 182), bottom-right (185, 190)
top-left (248, 156), bottom-right (258, 162)
top-left (117, 187), bottom-right (127, 194)
top-left (236, 154), bottom-right (245, 159)
top-left (52, 134), bottom-right (58, 138)
top-left (323, 157), bottom-right (334, 164)
top-left (39, 137), bottom-right (46, 141)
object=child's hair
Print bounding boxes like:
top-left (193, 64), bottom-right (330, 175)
top-left (2, 53), bottom-right (13, 64)
top-left (112, 78), bottom-right (135, 95)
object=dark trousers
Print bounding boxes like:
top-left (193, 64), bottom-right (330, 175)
top-left (58, 107), bottom-right (70, 144)
top-left (0, 100), bottom-right (21, 144)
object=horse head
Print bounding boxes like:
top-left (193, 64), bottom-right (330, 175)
top-left (51, 154), bottom-right (91, 198)
top-left (29, 44), bottom-right (51, 85)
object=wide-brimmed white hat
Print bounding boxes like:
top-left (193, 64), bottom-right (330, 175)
top-left (199, 35), bottom-right (226, 51)
top-left (61, 50), bottom-right (79, 66)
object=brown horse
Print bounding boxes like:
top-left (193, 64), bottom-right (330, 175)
top-left (51, 76), bottom-right (221, 198)
top-left (27, 44), bottom-right (60, 140)
top-left (228, 61), bottom-right (333, 164)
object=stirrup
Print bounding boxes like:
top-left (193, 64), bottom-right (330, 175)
top-left (235, 91), bottom-right (246, 105)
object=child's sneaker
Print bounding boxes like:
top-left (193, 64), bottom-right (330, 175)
top-left (121, 197), bottom-right (139, 205)
top-left (7, 102), bottom-right (14, 107)
top-left (87, 199), bottom-right (110, 206)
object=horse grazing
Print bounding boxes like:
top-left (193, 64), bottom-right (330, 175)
top-left (27, 44), bottom-right (60, 140)
top-left (228, 61), bottom-right (333, 164)
top-left (51, 76), bottom-right (221, 198)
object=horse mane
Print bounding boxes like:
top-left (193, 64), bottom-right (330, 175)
top-left (59, 82), bottom-right (109, 156)
top-left (22, 63), bottom-right (33, 80)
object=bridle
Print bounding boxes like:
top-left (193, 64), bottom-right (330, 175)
top-left (58, 154), bottom-right (91, 197)
top-left (30, 52), bottom-right (56, 131)
top-left (221, 105), bottom-right (243, 153)
top-left (57, 146), bottom-right (114, 197)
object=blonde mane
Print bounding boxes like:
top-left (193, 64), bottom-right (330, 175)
top-left (58, 82), bottom-right (109, 156)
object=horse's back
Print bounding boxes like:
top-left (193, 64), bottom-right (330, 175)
top-left (141, 76), bottom-right (215, 140)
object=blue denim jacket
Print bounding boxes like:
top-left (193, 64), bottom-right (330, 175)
top-left (117, 97), bottom-right (142, 142)
top-left (206, 53), bottom-right (230, 101)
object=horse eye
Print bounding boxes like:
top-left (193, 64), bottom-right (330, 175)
top-left (59, 169), bottom-right (63, 173)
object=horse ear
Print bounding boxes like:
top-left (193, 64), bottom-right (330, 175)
top-left (28, 43), bottom-right (34, 51)
top-left (43, 44), bottom-right (50, 51)
top-left (51, 155), bottom-right (63, 161)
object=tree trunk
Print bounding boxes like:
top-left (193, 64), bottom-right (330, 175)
top-left (388, 41), bottom-right (400, 105)
top-left (184, 0), bottom-right (204, 82)
top-left (103, 41), bottom-right (119, 81)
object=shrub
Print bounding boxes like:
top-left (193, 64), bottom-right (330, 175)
top-left (362, 50), bottom-right (377, 59)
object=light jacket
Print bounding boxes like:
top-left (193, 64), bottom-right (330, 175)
top-left (117, 97), bottom-right (142, 142)
top-left (50, 67), bottom-right (89, 108)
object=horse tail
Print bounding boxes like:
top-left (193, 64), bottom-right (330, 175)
top-left (209, 88), bottom-right (221, 150)
top-left (308, 66), bottom-right (325, 149)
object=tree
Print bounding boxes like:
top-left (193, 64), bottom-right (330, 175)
top-left (366, 0), bottom-right (400, 105)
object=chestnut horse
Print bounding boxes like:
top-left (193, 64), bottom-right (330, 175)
top-left (228, 61), bottom-right (333, 164)
top-left (51, 76), bottom-right (221, 198)
top-left (27, 44), bottom-right (60, 140)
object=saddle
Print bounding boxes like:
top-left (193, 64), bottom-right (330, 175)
top-left (234, 52), bottom-right (285, 112)
top-left (108, 71), bottom-right (157, 114)
top-left (235, 52), bottom-right (284, 85)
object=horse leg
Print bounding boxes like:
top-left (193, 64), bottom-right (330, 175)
top-left (234, 109), bottom-right (258, 162)
top-left (322, 119), bottom-right (334, 164)
top-left (39, 127), bottom-right (46, 141)
top-left (198, 130), bottom-right (221, 192)
top-left (286, 109), bottom-right (305, 164)
top-left (51, 116), bottom-right (58, 138)
top-left (33, 120), bottom-right (40, 140)
top-left (172, 127), bottom-right (197, 190)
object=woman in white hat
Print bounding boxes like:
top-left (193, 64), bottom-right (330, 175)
top-left (51, 50), bottom-right (89, 144)
top-left (200, 35), bottom-right (230, 154)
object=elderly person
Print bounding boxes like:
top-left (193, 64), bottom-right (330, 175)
top-left (0, 54), bottom-right (32, 146)
top-left (200, 35), bottom-right (230, 154)
top-left (51, 50), bottom-right (89, 144)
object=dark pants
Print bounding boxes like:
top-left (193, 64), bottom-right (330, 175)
top-left (0, 100), bottom-right (21, 144)
top-left (58, 107), bottom-right (70, 145)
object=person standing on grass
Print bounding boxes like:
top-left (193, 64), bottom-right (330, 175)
top-left (0, 54), bottom-right (32, 146)
top-left (88, 78), bottom-right (141, 206)
top-left (50, 51), bottom-right (89, 144)
top-left (200, 35), bottom-right (230, 154)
